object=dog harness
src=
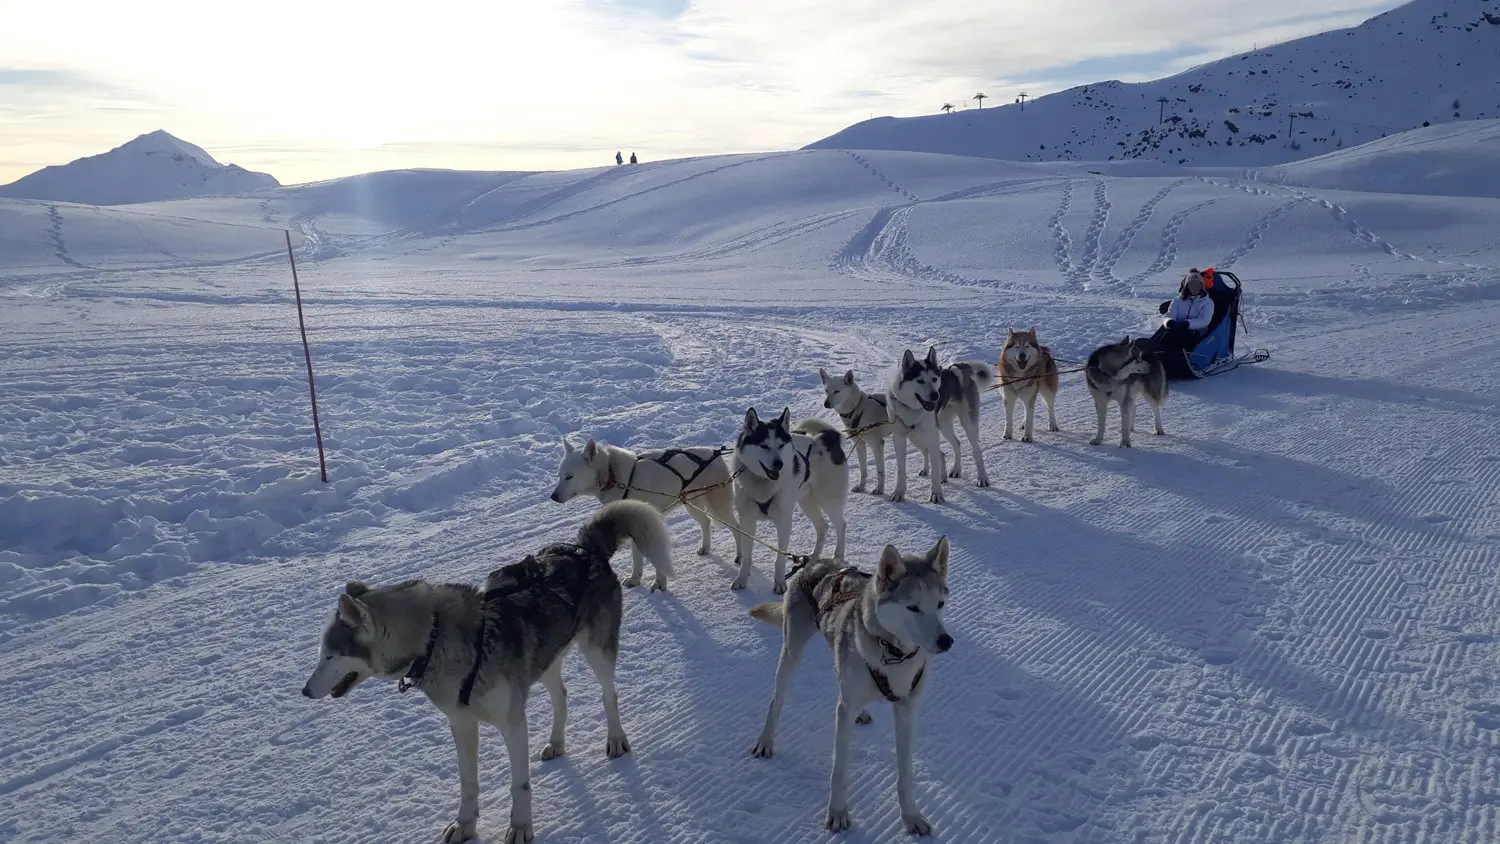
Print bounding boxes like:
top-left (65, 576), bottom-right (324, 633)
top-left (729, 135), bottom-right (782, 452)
top-left (455, 557), bottom-right (558, 707)
top-left (398, 612), bottom-right (442, 693)
top-left (837, 395), bottom-right (887, 435)
top-left (603, 448), bottom-right (725, 499)
top-left (810, 567), bottom-right (925, 704)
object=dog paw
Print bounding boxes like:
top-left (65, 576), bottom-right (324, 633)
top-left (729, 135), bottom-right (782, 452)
top-left (649, 578), bottom-right (668, 592)
top-left (622, 575), bottom-right (642, 588)
top-left (825, 806), bottom-right (853, 832)
top-left (975, 477), bottom-right (990, 489)
top-left (751, 739), bottom-right (774, 758)
top-left (1002, 430), bottom-right (1013, 440)
top-left (605, 734), bottom-right (631, 759)
top-left (888, 490), bottom-right (906, 503)
top-left (1154, 427), bottom-right (1165, 436)
top-left (772, 579), bottom-right (788, 595)
top-left (872, 486), bottom-right (885, 496)
top-left (1021, 434), bottom-right (1033, 443)
top-left (1120, 440), bottom-right (1132, 449)
top-left (1088, 437), bottom-right (1103, 446)
top-left (443, 820), bottom-right (478, 844)
top-left (730, 576), bottom-right (749, 590)
top-left (856, 710), bottom-right (872, 725)
top-left (928, 492), bottom-right (944, 505)
top-left (540, 741), bottom-right (566, 761)
top-left (697, 545), bottom-right (710, 556)
top-left (946, 468), bottom-right (962, 479)
top-left (503, 821), bottom-right (535, 844)
top-left (851, 483), bottom-right (866, 493)
top-left (1049, 423), bottom-right (1060, 432)
top-left (902, 812), bottom-right (934, 836)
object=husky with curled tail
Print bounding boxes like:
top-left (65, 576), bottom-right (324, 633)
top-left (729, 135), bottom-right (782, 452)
top-left (748, 537), bottom-right (954, 836)
top-left (301, 500), bottom-right (673, 844)
top-left (732, 407), bottom-right (850, 594)
top-left (887, 346), bottom-right (995, 503)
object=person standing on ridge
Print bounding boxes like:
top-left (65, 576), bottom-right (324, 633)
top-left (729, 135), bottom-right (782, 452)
top-left (615, 151), bottom-right (623, 165)
top-left (629, 152), bottom-right (638, 164)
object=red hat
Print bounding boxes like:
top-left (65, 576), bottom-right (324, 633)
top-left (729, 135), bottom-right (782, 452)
top-left (1202, 267), bottom-right (1216, 289)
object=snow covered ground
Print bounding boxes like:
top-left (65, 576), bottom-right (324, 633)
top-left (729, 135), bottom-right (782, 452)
top-left (3, 140), bottom-right (1499, 843)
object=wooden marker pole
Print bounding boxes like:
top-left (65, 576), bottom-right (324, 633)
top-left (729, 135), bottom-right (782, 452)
top-left (286, 230), bottom-right (328, 483)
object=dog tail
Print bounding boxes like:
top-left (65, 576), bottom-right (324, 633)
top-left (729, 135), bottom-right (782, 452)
top-left (579, 500), bottom-right (676, 586)
top-left (959, 360), bottom-right (997, 392)
top-left (749, 602), bottom-right (784, 626)
top-left (793, 418), bottom-right (847, 467)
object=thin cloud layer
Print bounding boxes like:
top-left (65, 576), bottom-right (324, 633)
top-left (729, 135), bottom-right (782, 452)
top-left (0, 0), bottom-right (1400, 184)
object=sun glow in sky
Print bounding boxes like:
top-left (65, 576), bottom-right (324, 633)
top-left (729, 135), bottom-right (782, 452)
top-left (0, 0), bottom-right (1401, 185)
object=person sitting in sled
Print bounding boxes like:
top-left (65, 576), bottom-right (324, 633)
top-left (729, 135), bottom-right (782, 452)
top-left (1150, 267), bottom-right (1214, 353)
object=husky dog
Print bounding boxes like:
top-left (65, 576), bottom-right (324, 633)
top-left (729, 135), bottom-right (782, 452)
top-left (819, 367), bottom-right (890, 495)
top-left (749, 537), bottom-right (953, 835)
top-left (999, 327), bottom-right (1061, 443)
top-left (1085, 336), bottom-right (1168, 448)
top-left (732, 408), bottom-right (850, 594)
top-left (550, 437), bottom-right (739, 591)
top-left (887, 346), bottom-right (995, 503)
top-left (302, 500), bottom-right (672, 844)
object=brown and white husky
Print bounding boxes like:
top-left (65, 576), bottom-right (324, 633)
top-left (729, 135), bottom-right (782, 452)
top-left (999, 328), bottom-right (1060, 442)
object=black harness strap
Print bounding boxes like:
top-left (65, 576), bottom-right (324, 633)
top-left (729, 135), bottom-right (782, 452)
top-left (398, 613), bottom-right (442, 693)
top-left (870, 663), bottom-right (925, 703)
top-left (457, 557), bottom-right (558, 707)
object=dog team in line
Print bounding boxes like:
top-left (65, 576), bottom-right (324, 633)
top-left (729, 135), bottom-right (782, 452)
top-left (302, 324), bottom-right (1174, 843)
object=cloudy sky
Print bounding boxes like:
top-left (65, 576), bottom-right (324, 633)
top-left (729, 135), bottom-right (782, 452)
top-left (1, 0), bottom-right (1401, 186)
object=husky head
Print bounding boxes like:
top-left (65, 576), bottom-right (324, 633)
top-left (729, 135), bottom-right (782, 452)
top-left (819, 367), bottom-right (861, 412)
top-left (1102, 336), bottom-right (1153, 379)
top-left (894, 346), bottom-right (943, 412)
top-left (873, 537), bottom-right (953, 654)
top-left (737, 406), bottom-right (793, 481)
top-left (1002, 327), bottom-right (1041, 371)
top-left (302, 581), bottom-right (410, 700)
top-left (551, 437), bottom-right (605, 503)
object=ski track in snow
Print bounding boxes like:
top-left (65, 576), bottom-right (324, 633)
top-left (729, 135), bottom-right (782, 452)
top-left (2, 146), bottom-right (1499, 844)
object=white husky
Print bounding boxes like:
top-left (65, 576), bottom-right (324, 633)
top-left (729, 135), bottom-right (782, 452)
top-left (550, 437), bottom-right (739, 590)
top-left (732, 407), bottom-right (850, 594)
top-left (819, 367), bottom-right (890, 495)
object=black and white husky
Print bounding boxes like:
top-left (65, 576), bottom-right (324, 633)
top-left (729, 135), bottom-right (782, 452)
top-left (732, 407), bottom-right (850, 594)
top-left (819, 367), bottom-right (891, 495)
top-left (887, 346), bottom-right (996, 503)
top-left (749, 537), bottom-right (953, 835)
top-left (302, 500), bottom-right (673, 844)
top-left (1085, 336), bottom-right (1169, 448)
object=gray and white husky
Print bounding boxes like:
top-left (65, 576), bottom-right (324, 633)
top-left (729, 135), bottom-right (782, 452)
top-left (302, 500), bottom-right (673, 844)
top-left (1085, 336), bottom-right (1168, 448)
top-left (550, 437), bottom-right (739, 591)
top-left (748, 537), bottom-right (953, 836)
top-left (819, 367), bottom-right (890, 495)
top-left (732, 408), bottom-right (850, 594)
top-left (887, 346), bottom-right (996, 503)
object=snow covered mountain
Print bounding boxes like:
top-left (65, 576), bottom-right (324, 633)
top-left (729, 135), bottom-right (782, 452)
top-left (806, 0), bottom-right (1500, 167)
top-left (0, 130), bottom-right (279, 206)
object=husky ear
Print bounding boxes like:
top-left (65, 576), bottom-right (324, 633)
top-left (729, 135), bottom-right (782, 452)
top-left (927, 536), bottom-right (950, 581)
top-left (744, 407), bottom-right (760, 429)
top-left (901, 349), bottom-right (916, 368)
top-left (563, 437), bottom-right (575, 455)
top-left (925, 345), bottom-right (939, 365)
top-left (344, 580), bottom-right (369, 598)
top-left (843, 369), bottom-right (855, 386)
top-left (818, 367), bottom-right (829, 384)
top-left (777, 407), bottom-right (791, 428)
top-left (877, 545), bottom-right (906, 586)
top-left (337, 593), bottom-right (371, 629)
top-left (582, 438), bottom-right (598, 459)
top-left (1028, 325), bottom-right (1037, 336)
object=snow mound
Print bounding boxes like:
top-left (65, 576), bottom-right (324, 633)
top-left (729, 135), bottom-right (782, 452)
top-left (0, 130), bottom-right (279, 206)
top-left (1263, 119), bottom-right (1500, 198)
top-left (807, 0), bottom-right (1500, 167)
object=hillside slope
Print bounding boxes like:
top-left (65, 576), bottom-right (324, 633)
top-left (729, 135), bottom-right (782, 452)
top-left (0, 130), bottom-right (279, 206)
top-left (807, 0), bottom-right (1500, 166)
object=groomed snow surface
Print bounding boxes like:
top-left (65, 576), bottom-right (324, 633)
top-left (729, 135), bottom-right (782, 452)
top-left (3, 139), bottom-right (1499, 843)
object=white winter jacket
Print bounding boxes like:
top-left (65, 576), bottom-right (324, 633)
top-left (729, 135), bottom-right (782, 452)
top-left (1164, 295), bottom-right (1213, 333)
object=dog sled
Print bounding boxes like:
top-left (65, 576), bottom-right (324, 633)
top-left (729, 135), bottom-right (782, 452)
top-left (1154, 269), bottom-right (1263, 379)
